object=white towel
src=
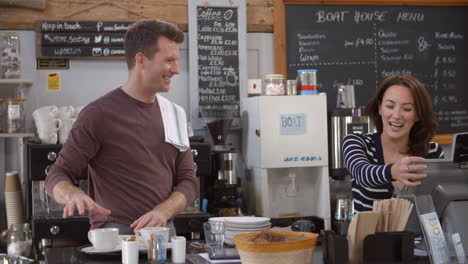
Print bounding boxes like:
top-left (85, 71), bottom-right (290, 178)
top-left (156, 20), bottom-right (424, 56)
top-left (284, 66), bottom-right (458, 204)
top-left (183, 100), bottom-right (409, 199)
top-left (156, 94), bottom-right (190, 152)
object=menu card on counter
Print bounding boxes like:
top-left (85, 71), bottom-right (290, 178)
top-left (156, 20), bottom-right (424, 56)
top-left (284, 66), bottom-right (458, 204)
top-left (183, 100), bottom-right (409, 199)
top-left (37, 21), bottom-right (133, 58)
top-left (188, 0), bottom-right (247, 128)
top-left (285, 5), bottom-right (468, 134)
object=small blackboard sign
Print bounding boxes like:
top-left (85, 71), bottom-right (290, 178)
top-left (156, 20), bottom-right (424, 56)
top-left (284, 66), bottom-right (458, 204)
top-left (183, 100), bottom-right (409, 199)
top-left (38, 21), bottom-right (132, 58)
top-left (285, 5), bottom-right (468, 134)
top-left (197, 6), bottom-right (240, 108)
top-left (40, 46), bottom-right (125, 57)
top-left (41, 32), bottom-right (124, 46)
top-left (188, 0), bottom-right (247, 129)
top-left (40, 21), bottom-right (132, 33)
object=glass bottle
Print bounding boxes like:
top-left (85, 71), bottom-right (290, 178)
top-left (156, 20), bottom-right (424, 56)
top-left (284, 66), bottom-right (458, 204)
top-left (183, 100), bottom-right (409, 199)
top-left (7, 223), bottom-right (33, 258)
top-left (6, 98), bottom-right (26, 133)
top-left (263, 74), bottom-right (286, 95)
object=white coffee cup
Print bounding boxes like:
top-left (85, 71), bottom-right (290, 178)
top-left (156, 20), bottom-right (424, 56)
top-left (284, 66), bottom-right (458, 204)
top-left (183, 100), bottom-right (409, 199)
top-left (58, 118), bottom-right (76, 144)
top-left (57, 105), bottom-right (75, 119)
top-left (88, 228), bottom-right (118, 250)
top-left (74, 105), bottom-right (86, 118)
top-left (122, 239), bottom-right (139, 264)
top-left (33, 106), bottom-right (62, 144)
top-left (35, 119), bottom-right (61, 144)
top-left (138, 226), bottom-right (170, 248)
top-left (171, 236), bottom-right (186, 263)
top-left (32, 105), bottom-right (58, 119)
top-left (39, 132), bottom-right (58, 145)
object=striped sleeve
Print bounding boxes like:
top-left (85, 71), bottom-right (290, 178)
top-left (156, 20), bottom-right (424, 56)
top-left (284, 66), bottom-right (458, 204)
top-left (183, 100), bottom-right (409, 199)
top-left (342, 134), bottom-right (393, 188)
top-left (427, 142), bottom-right (444, 159)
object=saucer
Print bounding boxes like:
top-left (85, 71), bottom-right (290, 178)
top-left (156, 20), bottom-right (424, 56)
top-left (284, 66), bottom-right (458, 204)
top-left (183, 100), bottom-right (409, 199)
top-left (81, 245), bottom-right (121, 254)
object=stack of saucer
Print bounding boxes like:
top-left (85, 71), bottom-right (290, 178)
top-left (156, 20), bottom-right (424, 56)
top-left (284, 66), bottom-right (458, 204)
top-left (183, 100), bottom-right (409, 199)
top-left (213, 217), bottom-right (271, 246)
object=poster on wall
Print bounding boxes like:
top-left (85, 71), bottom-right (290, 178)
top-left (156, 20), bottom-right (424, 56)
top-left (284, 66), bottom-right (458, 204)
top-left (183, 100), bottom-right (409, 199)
top-left (188, 0), bottom-right (247, 130)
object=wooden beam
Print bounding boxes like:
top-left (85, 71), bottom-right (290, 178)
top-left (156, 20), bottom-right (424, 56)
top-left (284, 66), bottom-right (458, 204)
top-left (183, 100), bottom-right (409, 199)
top-left (273, 0), bottom-right (287, 77)
top-left (0, 0), bottom-right (274, 32)
top-left (284, 0), bottom-right (468, 4)
top-left (434, 134), bottom-right (453, 146)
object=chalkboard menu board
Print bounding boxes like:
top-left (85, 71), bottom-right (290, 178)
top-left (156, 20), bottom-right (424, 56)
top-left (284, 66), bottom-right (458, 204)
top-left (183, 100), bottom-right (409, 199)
top-left (38, 21), bottom-right (133, 58)
top-left (188, 0), bottom-right (247, 129)
top-left (285, 5), bottom-right (468, 134)
top-left (197, 7), bottom-right (240, 108)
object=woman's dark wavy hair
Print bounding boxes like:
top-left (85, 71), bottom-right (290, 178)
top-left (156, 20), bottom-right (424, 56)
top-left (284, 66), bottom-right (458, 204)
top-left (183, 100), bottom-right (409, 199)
top-left (366, 75), bottom-right (437, 156)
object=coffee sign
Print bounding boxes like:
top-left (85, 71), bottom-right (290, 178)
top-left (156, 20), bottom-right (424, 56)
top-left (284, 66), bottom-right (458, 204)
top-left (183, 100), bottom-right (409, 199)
top-left (188, 0), bottom-right (247, 128)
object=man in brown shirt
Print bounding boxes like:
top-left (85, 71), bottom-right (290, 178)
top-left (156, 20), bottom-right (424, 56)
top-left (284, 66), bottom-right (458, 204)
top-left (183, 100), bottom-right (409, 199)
top-left (45, 20), bottom-right (196, 234)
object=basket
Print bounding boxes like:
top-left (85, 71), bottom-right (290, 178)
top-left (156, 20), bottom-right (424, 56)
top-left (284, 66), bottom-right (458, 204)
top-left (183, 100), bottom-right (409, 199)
top-left (234, 231), bottom-right (319, 264)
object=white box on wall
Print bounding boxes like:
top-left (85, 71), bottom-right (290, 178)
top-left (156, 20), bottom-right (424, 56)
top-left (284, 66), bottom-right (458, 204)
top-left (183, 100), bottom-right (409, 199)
top-left (241, 95), bottom-right (328, 169)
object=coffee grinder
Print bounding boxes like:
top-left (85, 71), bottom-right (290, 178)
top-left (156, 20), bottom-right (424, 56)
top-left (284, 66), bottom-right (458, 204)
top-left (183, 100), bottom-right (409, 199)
top-left (200, 105), bottom-right (240, 216)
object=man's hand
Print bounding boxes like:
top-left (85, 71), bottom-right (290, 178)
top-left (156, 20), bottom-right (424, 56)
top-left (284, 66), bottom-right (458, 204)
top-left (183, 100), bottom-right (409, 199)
top-left (53, 181), bottom-right (111, 218)
top-left (130, 192), bottom-right (187, 231)
top-left (62, 190), bottom-right (111, 218)
top-left (130, 207), bottom-right (170, 231)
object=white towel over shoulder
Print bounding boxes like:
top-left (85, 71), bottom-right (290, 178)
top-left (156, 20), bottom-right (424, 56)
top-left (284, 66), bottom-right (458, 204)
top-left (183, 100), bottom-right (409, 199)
top-left (156, 94), bottom-right (190, 152)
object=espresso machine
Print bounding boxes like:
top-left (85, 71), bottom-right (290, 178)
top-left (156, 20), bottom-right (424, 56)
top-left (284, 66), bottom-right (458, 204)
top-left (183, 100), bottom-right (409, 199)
top-left (27, 143), bottom-right (90, 257)
top-left (200, 105), bottom-right (241, 216)
top-left (241, 95), bottom-right (331, 229)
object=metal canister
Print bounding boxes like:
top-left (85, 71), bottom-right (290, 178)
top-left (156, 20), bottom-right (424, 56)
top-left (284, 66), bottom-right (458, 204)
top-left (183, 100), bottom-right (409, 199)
top-left (286, 80), bottom-right (297, 95)
top-left (296, 69), bottom-right (317, 95)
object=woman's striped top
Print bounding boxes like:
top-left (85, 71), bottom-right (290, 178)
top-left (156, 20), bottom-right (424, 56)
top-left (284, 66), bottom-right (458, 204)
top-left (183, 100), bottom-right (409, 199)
top-left (342, 132), bottom-right (444, 212)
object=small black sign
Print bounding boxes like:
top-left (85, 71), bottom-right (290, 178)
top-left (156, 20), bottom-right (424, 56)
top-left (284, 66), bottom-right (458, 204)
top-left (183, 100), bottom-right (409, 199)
top-left (40, 21), bottom-right (132, 32)
top-left (38, 21), bottom-right (133, 58)
top-left (196, 7), bottom-right (240, 112)
top-left (41, 32), bottom-right (124, 46)
top-left (41, 46), bottom-right (125, 57)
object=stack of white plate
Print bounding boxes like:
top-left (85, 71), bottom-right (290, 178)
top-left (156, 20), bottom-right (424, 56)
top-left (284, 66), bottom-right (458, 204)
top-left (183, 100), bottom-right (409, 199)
top-left (209, 216), bottom-right (271, 246)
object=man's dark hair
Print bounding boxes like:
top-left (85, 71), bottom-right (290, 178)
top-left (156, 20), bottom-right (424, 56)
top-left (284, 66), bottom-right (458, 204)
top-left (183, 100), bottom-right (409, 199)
top-left (124, 19), bottom-right (184, 69)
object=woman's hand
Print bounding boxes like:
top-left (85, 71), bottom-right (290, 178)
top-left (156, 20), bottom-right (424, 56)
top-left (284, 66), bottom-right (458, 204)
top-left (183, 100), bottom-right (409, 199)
top-left (391, 156), bottom-right (427, 187)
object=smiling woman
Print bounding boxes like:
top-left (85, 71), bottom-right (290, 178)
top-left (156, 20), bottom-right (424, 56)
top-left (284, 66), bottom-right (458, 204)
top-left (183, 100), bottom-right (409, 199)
top-left (342, 75), bottom-right (444, 212)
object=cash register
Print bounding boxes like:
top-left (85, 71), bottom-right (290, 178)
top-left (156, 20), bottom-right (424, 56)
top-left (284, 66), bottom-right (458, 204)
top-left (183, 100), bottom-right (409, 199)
top-left (404, 132), bottom-right (468, 256)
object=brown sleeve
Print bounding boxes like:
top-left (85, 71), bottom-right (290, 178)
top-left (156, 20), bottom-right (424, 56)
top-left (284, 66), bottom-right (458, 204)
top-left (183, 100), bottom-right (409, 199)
top-left (173, 147), bottom-right (197, 205)
top-left (45, 103), bottom-right (103, 196)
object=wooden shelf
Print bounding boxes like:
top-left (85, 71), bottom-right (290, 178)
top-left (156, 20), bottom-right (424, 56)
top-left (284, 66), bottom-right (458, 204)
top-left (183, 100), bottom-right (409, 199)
top-left (0, 79), bottom-right (33, 86)
top-left (0, 133), bottom-right (35, 138)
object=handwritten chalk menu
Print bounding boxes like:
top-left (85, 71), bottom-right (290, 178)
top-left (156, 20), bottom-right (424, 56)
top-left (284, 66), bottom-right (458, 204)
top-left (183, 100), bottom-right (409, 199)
top-left (188, 0), bottom-right (247, 129)
top-left (286, 5), bottom-right (468, 134)
top-left (197, 7), bottom-right (240, 108)
top-left (38, 21), bottom-right (133, 58)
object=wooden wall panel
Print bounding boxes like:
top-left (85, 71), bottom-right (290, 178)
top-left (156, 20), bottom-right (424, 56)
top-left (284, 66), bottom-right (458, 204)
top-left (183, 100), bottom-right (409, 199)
top-left (0, 0), bottom-right (274, 32)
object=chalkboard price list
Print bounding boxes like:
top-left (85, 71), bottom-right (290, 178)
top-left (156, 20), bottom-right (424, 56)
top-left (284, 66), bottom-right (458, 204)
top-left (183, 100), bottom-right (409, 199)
top-left (286, 5), bottom-right (468, 133)
top-left (197, 7), bottom-right (240, 107)
top-left (433, 31), bottom-right (466, 130)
